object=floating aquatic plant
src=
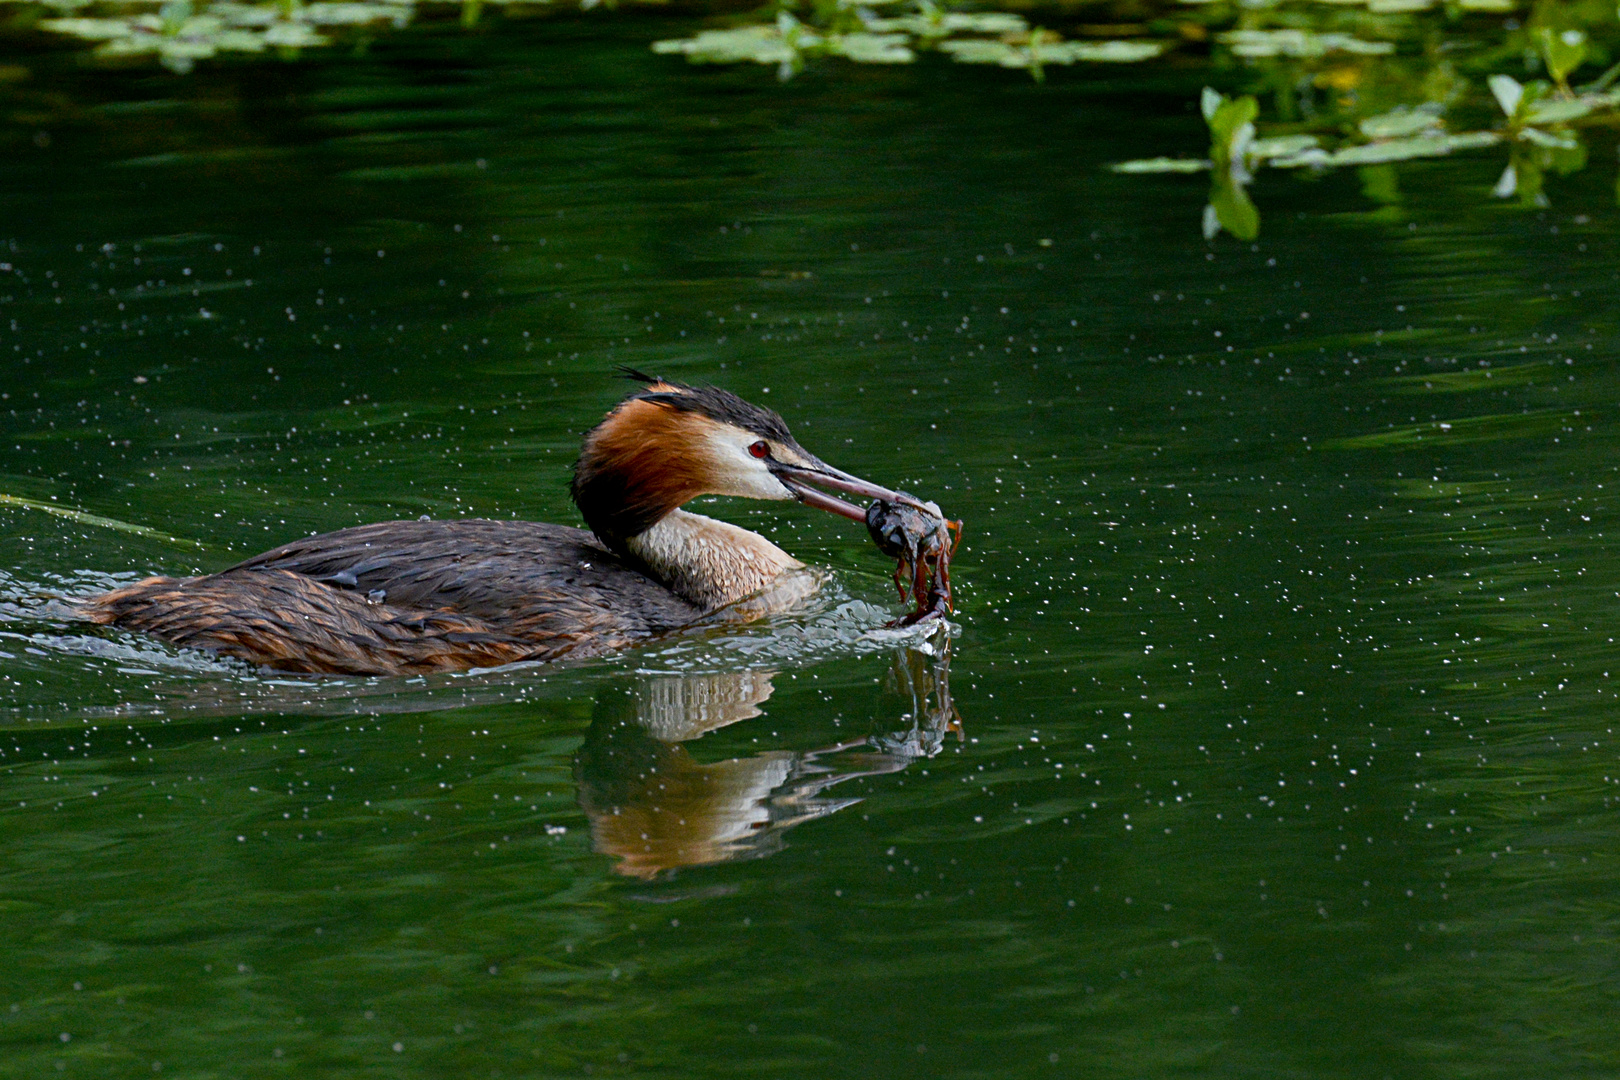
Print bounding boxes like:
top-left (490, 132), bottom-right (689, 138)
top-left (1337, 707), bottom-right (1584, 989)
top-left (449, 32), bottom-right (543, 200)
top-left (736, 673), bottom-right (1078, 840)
top-left (38, 0), bottom-right (411, 71)
top-left (937, 32), bottom-right (1168, 77)
top-left (24, 0), bottom-right (1174, 78)
top-left (651, 12), bottom-right (919, 78)
top-left (1216, 29), bottom-right (1394, 59)
top-left (1111, 10), bottom-right (1620, 237)
top-left (651, 0), bottom-right (1170, 80)
top-left (14, 0), bottom-right (1620, 233)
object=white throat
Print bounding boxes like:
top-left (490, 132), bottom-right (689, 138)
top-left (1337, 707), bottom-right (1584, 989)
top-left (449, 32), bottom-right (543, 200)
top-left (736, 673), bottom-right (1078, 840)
top-left (625, 509), bottom-right (803, 610)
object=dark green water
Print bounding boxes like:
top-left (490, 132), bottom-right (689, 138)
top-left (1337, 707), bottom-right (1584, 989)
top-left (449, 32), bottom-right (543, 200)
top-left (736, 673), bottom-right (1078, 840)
top-left (2, 21), bottom-right (1619, 1078)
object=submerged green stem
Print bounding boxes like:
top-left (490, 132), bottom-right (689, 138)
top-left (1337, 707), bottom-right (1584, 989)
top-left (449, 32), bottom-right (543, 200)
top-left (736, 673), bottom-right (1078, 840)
top-left (0, 494), bottom-right (204, 550)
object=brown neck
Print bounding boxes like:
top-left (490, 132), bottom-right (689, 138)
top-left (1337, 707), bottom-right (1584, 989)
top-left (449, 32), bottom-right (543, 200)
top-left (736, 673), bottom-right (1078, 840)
top-left (571, 399), bottom-right (708, 554)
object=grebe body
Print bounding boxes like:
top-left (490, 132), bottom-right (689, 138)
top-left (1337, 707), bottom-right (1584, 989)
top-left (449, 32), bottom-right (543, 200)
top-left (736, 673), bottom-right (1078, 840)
top-left (81, 373), bottom-right (926, 675)
top-left (85, 518), bottom-right (713, 674)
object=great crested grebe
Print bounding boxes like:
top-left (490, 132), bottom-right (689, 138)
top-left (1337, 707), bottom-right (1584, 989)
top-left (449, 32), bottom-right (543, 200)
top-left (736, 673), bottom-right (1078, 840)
top-left (80, 372), bottom-right (935, 676)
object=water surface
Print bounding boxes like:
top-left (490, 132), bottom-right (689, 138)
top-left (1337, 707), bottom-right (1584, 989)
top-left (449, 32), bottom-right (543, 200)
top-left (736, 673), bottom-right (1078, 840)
top-left (2, 22), bottom-right (1618, 1078)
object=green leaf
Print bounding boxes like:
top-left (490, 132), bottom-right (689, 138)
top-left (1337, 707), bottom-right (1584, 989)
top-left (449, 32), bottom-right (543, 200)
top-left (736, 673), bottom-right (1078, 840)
top-left (1049, 40), bottom-right (1168, 62)
top-left (1266, 147), bottom-right (1331, 168)
top-left (1109, 156), bottom-right (1212, 173)
top-left (936, 36), bottom-right (1166, 70)
top-left (1217, 29), bottom-right (1394, 59)
top-left (1323, 130), bottom-right (1500, 165)
top-left (1519, 126), bottom-right (1578, 150)
top-left (38, 16), bottom-right (132, 40)
top-left (1537, 27), bottom-right (1586, 87)
top-left (865, 12), bottom-right (1026, 35)
top-left (935, 12), bottom-right (1025, 33)
top-left (1522, 93), bottom-right (1611, 125)
top-left (1541, 135), bottom-right (1587, 176)
top-left (935, 38), bottom-right (1019, 65)
top-left (1507, 150), bottom-right (1548, 206)
top-left (1250, 134), bottom-right (1321, 160)
top-left (1202, 89), bottom-right (1258, 172)
top-left (1207, 175), bottom-right (1259, 240)
top-left (828, 31), bottom-right (913, 63)
top-left (1488, 73), bottom-right (1523, 117)
top-left (1358, 103), bottom-right (1445, 140)
top-left (1491, 161), bottom-right (1517, 198)
top-left (652, 25), bottom-right (802, 66)
top-left (261, 21), bottom-right (324, 45)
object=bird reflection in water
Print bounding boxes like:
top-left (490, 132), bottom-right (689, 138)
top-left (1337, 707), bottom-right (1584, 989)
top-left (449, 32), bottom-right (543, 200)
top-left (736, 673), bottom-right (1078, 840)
top-left (574, 640), bottom-right (960, 879)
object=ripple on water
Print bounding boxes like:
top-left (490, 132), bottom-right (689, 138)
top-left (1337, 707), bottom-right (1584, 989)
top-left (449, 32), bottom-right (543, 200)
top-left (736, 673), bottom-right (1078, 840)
top-left (0, 567), bottom-right (943, 722)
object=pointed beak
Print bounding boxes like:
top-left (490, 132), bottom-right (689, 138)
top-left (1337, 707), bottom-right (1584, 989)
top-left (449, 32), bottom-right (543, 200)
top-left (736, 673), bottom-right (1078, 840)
top-left (771, 459), bottom-right (932, 523)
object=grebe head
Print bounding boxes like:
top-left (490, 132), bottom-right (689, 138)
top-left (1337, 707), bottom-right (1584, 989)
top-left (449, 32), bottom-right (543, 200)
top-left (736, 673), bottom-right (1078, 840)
top-left (572, 370), bottom-right (923, 552)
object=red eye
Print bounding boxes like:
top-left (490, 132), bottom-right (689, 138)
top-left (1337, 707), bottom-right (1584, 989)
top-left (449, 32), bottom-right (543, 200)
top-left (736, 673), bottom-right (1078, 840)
top-left (749, 441), bottom-right (770, 459)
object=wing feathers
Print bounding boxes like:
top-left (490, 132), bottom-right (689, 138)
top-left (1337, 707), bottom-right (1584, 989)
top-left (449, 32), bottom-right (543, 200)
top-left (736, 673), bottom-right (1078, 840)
top-left (80, 519), bottom-right (703, 674)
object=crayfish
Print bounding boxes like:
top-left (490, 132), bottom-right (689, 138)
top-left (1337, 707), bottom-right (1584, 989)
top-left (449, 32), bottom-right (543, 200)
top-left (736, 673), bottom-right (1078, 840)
top-left (865, 495), bottom-right (962, 625)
